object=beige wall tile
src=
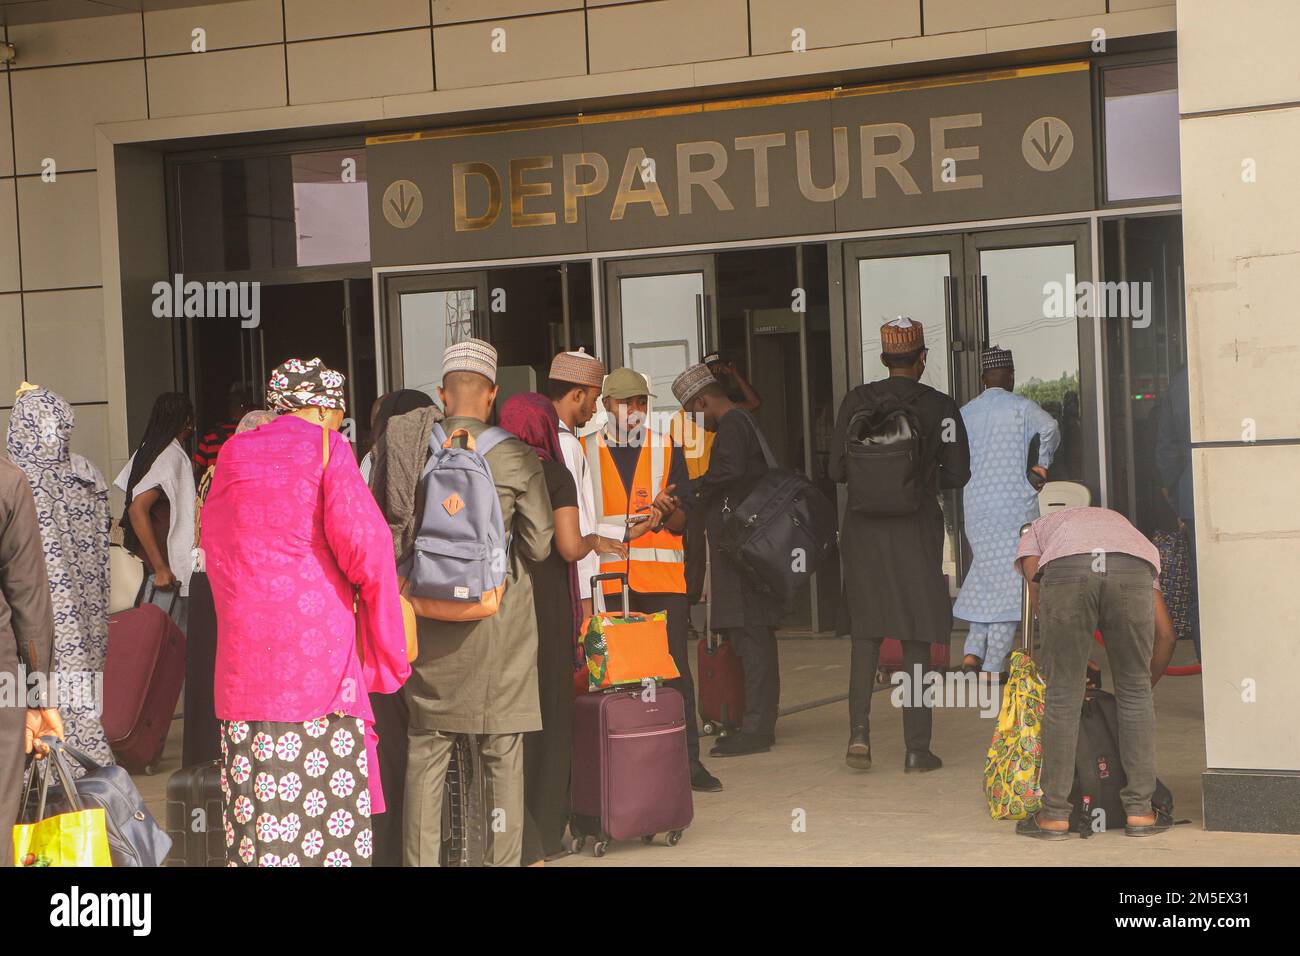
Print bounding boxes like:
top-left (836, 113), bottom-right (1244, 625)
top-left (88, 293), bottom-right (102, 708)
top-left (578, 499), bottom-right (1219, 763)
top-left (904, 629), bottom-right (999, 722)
top-left (923, 0), bottom-right (1104, 34)
top-left (288, 29), bottom-right (433, 105)
top-left (0, 295), bottom-right (23, 396)
top-left (1195, 444), bottom-right (1300, 770)
top-left (283, 0), bottom-right (430, 41)
top-left (1109, 0), bottom-right (1173, 10)
top-left (1179, 107), bottom-right (1300, 443)
top-left (749, 0), bottom-right (920, 55)
top-left (1178, 0), bottom-right (1300, 113)
top-left (0, 74), bottom-right (12, 178)
top-left (6, 12), bottom-right (143, 68)
top-left (23, 289), bottom-right (107, 405)
top-left (17, 172), bottom-right (101, 291)
top-left (0, 182), bottom-right (19, 294)
top-left (985, 6), bottom-right (1174, 54)
top-left (433, 0), bottom-right (580, 24)
top-left (145, 0), bottom-right (285, 56)
top-left (587, 0), bottom-right (748, 73)
top-left (69, 402), bottom-right (111, 482)
top-left (11, 60), bottom-right (148, 175)
top-left (147, 45), bottom-right (287, 118)
top-left (434, 11), bottom-right (586, 91)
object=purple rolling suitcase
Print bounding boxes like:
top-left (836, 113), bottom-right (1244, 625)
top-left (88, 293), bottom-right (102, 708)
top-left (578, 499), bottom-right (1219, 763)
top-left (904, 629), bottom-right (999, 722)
top-left (570, 686), bottom-right (693, 857)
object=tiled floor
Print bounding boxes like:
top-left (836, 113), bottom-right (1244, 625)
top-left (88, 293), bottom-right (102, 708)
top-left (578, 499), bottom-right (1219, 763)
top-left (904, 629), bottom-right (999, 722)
top-left (135, 636), bottom-right (1300, 866)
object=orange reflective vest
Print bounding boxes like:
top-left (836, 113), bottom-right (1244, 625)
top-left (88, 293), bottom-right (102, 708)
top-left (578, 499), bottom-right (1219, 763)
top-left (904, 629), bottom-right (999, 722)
top-left (584, 429), bottom-right (686, 596)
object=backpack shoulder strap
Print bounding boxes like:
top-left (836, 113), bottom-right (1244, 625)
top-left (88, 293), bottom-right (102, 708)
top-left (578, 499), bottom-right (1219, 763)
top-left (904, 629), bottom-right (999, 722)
top-left (473, 426), bottom-right (513, 458)
top-left (429, 422), bottom-right (448, 453)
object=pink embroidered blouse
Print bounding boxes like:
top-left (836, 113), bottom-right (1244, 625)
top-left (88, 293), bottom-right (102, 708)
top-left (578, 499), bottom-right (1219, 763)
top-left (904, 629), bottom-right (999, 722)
top-left (201, 414), bottom-right (411, 812)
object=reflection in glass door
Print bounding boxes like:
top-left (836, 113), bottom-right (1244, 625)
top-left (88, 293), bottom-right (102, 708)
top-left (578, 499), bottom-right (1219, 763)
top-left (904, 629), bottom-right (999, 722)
top-left (605, 256), bottom-right (717, 416)
top-left (969, 226), bottom-right (1094, 487)
top-left (383, 272), bottom-right (488, 399)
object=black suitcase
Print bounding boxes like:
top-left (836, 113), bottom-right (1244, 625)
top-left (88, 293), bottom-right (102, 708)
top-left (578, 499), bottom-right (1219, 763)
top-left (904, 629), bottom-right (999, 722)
top-left (165, 761), bottom-right (226, 866)
top-left (719, 414), bottom-right (836, 603)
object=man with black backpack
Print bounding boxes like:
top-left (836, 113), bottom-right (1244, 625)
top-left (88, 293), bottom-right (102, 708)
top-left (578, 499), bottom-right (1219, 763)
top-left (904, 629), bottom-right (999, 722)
top-left (829, 317), bottom-right (970, 773)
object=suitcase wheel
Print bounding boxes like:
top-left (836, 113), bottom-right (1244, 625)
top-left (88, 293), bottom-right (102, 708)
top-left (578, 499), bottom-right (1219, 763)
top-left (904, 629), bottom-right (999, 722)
top-left (701, 721), bottom-right (717, 736)
top-left (593, 840), bottom-right (609, 858)
top-left (667, 830), bottom-right (683, 847)
top-left (640, 834), bottom-right (655, 845)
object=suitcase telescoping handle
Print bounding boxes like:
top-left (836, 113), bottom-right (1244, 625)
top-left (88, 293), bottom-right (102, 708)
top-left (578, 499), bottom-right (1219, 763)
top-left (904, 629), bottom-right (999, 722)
top-left (1018, 522), bottom-right (1035, 654)
top-left (590, 572), bottom-right (632, 619)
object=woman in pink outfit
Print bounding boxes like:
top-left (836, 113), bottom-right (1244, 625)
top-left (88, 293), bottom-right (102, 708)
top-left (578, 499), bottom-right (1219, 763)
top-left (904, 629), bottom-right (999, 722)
top-left (201, 358), bottom-right (410, 868)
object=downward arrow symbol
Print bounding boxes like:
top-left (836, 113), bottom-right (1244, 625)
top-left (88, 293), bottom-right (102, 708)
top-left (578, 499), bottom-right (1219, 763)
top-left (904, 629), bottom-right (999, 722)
top-left (389, 183), bottom-right (417, 222)
top-left (1032, 120), bottom-right (1065, 166)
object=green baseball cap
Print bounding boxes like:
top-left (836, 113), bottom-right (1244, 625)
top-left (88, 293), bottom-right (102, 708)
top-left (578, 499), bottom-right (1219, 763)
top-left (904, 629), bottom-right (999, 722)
top-left (602, 367), bottom-right (655, 400)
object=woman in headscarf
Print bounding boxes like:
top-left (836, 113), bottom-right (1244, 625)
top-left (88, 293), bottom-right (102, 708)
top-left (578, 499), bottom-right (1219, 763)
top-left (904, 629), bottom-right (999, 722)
top-left (499, 392), bottom-right (625, 865)
top-left (5, 384), bottom-right (113, 771)
top-left (201, 358), bottom-right (410, 867)
top-left (113, 391), bottom-right (196, 625)
top-left (183, 408), bottom-right (278, 767)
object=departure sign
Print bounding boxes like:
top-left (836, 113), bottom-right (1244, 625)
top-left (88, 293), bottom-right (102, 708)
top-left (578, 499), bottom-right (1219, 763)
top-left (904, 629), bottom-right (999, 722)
top-left (368, 63), bottom-right (1094, 266)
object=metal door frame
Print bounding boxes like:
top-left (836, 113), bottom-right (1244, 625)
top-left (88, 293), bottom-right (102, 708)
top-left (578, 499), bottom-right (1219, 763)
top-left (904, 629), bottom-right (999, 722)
top-left (603, 254), bottom-right (719, 373)
top-left (380, 270), bottom-right (490, 392)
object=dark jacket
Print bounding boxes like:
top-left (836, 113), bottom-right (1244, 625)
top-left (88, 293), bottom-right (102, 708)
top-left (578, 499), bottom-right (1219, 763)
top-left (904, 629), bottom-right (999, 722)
top-left (829, 377), bottom-right (971, 643)
top-left (680, 409), bottom-right (784, 630)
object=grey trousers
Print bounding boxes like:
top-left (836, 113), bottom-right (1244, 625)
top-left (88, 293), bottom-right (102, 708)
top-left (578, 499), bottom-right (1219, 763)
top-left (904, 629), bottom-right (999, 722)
top-left (0, 650), bottom-right (25, 868)
top-left (1037, 553), bottom-right (1158, 820)
top-left (403, 728), bottom-right (524, 867)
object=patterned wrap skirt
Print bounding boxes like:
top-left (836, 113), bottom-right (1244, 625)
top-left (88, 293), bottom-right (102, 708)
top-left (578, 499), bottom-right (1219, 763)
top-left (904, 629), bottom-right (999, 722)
top-left (220, 713), bottom-right (373, 867)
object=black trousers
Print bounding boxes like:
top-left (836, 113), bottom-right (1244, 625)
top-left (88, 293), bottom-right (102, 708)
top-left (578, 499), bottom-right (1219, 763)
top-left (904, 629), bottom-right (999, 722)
top-left (727, 625), bottom-right (779, 738)
top-left (369, 689), bottom-right (409, 868)
top-left (605, 590), bottom-right (700, 765)
top-left (848, 639), bottom-right (934, 753)
top-left (182, 572), bottom-right (221, 767)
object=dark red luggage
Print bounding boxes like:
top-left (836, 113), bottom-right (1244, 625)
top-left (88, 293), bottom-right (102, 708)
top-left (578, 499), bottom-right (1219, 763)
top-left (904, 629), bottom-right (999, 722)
top-left (103, 590), bottom-right (186, 774)
top-left (570, 686), bottom-right (693, 857)
top-left (698, 632), bottom-right (745, 736)
top-left (876, 638), bottom-right (951, 675)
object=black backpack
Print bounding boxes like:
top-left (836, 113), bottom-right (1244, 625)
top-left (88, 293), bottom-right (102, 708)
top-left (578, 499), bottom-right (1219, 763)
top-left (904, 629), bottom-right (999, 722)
top-left (718, 412), bottom-right (837, 603)
top-left (844, 385), bottom-right (925, 516)
top-left (1068, 689), bottom-right (1175, 838)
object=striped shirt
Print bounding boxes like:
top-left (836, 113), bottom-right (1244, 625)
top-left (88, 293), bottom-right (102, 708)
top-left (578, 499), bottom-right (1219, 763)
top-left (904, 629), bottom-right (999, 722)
top-left (192, 421), bottom-right (237, 470)
top-left (1015, 507), bottom-right (1161, 589)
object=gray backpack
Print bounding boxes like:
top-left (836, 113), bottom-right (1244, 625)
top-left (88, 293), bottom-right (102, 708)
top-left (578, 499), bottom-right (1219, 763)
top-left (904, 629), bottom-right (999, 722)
top-left (400, 423), bottom-right (511, 621)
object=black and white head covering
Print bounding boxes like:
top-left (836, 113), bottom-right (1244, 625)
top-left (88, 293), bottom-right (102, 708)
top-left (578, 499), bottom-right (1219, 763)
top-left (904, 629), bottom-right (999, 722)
top-left (266, 357), bottom-right (347, 413)
top-left (980, 346), bottom-right (1014, 373)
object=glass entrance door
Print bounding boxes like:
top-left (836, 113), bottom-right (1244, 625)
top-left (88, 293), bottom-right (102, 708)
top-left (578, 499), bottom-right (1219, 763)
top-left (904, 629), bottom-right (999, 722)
top-left (383, 271), bottom-right (489, 399)
top-left (842, 224), bottom-right (1095, 586)
top-left (604, 255), bottom-right (718, 417)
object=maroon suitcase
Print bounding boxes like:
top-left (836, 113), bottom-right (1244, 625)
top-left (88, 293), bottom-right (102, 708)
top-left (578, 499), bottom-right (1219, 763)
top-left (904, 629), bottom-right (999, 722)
top-left (698, 633), bottom-right (745, 736)
top-left (570, 686), bottom-right (693, 857)
top-left (876, 638), bottom-right (951, 674)
top-left (103, 595), bottom-right (186, 774)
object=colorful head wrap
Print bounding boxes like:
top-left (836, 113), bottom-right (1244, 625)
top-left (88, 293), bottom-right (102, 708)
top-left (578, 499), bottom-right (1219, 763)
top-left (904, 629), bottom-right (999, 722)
top-left (266, 357), bottom-right (347, 413)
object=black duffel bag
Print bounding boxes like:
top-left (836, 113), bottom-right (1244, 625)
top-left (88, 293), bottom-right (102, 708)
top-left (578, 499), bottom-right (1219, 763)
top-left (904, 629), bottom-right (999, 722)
top-left (1068, 689), bottom-right (1176, 838)
top-left (719, 412), bottom-right (837, 603)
